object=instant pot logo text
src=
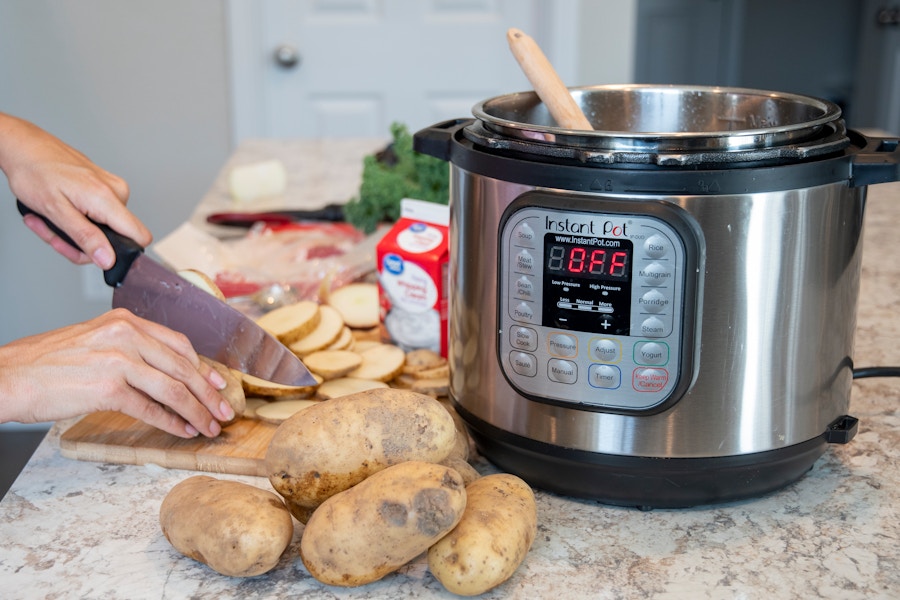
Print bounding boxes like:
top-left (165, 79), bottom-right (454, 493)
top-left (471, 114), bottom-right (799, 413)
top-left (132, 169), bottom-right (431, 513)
top-left (545, 216), bottom-right (628, 237)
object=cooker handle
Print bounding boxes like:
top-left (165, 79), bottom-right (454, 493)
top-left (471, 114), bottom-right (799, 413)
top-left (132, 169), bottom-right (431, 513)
top-left (849, 132), bottom-right (900, 188)
top-left (413, 118), bottom-right (472, 161)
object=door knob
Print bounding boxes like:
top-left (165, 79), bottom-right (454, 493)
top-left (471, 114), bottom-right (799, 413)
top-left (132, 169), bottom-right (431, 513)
top-left (273, 44), bottom-right (301, 69)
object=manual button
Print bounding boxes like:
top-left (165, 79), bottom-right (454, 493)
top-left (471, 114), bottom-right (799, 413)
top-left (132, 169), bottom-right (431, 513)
top-left (548, 359), bottom-right (577, 384)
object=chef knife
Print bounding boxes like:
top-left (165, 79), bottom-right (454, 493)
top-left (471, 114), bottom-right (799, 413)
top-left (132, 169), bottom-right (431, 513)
top-left (206, 202), bottom-right (345, 228)
top-left (16, 199), bottom-right (318, 387)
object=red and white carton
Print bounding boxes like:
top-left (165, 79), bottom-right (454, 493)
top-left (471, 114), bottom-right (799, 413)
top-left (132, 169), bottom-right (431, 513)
top-left (376, 199), bottom-right (450, 357)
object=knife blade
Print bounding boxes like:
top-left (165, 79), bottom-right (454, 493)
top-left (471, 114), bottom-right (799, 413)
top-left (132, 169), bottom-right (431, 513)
top-left (16, 199), bottom-right (317, 387)
top-left (206, 203), bottom-right (346, 228)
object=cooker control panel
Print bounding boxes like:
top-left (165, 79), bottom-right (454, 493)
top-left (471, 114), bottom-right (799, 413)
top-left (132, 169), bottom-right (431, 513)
top-left (498, 196), bottom-right (697, 413)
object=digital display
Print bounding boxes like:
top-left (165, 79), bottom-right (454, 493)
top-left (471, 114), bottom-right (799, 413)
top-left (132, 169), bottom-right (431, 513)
top-left (544, 237), bottom-right (632, 282)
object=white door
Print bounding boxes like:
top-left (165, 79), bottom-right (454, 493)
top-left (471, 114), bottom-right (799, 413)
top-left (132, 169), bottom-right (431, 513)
top-left (227, 0), bottom-right (577, 141)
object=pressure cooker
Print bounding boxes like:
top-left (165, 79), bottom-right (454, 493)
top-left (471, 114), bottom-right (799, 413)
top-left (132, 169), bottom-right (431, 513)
top-left (414, 84), bottom-right (900, 509)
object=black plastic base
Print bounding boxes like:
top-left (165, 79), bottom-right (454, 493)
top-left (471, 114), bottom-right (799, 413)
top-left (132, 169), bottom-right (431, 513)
top-left (460, 405), bottom-right (830, 510)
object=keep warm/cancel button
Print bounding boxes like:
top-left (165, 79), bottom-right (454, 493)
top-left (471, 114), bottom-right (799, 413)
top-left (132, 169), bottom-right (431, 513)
top-left (632, 368), bottom-right (669, 392)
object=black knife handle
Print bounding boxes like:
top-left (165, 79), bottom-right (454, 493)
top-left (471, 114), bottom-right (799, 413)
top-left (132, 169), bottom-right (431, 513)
top-left (16, 199), bottom-right (144, 287)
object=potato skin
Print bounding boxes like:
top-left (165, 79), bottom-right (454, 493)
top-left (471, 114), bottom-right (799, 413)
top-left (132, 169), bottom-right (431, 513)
top-left (159, 475), bottom-right (294, 577)
top-left (427, 474), bottom-right (537, 596)
top-left (300, 461), bottom-right (467, 586)
top-left (265, 388), bottom-right (458, 522)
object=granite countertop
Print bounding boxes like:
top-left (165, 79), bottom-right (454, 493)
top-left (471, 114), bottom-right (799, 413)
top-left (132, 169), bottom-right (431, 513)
top-left (1, 138), bottom-right (899, 599)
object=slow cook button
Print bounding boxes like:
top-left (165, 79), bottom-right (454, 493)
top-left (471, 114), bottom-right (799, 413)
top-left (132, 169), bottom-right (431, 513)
top-left (589, 364), bottom-right (621, 389)
top-left (548, 333), bottom-right (578, 357)
top-left (632, 367), bottom-right (669, 392)
top-left (509, 351), bottom-right (537, 377)
top-left (548, 359), bottom-right (577, 384)
top-left (509, 326), bottom-right (538, 352)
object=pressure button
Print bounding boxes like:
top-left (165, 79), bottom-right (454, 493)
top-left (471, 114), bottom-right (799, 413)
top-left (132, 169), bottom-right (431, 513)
top-left (548, 333), bottom-right (578, 358)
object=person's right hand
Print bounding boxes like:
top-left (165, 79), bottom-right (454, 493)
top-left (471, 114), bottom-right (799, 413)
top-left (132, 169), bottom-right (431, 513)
top-left (0, 309), bottom-right (234, 438)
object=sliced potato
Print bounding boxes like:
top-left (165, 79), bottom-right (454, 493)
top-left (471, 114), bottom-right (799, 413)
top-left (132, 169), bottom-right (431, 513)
top-left (403, 348), bottom-right (446, 374)
top-left (351, 326), bottom-right (382, 343)
top-left (242, 372), bottom-right (321, 398)
top-left (255, 399), bottom-right (319, 424)
top-left (316, 377), bottom-right (389, 400)
top-left (325, 326), bottom-right (354, 351)
top-left (413, 364), bottom-right (450, 380)
top-left (198, 356), bottom-right (245, 426)
top-left (289, 305), bottom-right (345, 357)
top-left (302, 349), bottom-right (363, 380)
top-left (411, 377), bottom-right (450, 397)
top-left (242, 397), bottom-right (270, 420)
top-left (255, 300), bottom-right (321, 344)
top-left (326, 282), bottom-right (379, 329)
top-left (351, 339), bottom-right (383, 352)
top-left (178, 269), bottom-right (226, 301)
top-left (347, 343), bottom-right (406, 382)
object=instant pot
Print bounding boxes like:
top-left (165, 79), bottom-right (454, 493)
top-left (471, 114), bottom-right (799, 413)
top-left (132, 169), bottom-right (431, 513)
top-left (414, 85), bottom-right (900, 508)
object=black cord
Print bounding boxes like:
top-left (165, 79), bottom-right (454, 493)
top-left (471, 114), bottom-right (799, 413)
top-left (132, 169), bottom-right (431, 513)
top-left (853, 366), bottom-right (900, 379)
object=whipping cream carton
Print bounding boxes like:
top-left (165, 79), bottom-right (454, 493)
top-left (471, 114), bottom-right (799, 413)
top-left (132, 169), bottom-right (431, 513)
top-left (376, 199), bottom-right (450, 357)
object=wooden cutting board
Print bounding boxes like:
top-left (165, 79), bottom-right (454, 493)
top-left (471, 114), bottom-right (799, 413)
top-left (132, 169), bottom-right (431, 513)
top-left (59, 411), bottom-right (277, 476)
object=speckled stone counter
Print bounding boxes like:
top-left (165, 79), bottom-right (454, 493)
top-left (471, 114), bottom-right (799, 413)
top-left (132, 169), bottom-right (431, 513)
top-left (1, 138), bottom-right (899, 599)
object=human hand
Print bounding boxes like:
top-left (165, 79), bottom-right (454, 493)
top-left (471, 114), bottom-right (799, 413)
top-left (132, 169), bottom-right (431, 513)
top-left (0, 112), bottom-right (152, 269)
top-left (0, 309), bottom-right (234, 438)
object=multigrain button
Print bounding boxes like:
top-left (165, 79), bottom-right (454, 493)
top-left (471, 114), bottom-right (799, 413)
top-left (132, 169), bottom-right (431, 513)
top-left (643, 234), bottom-right (670, 259)
top-left (548, 333), bottom-right (578, 357)
top-left (514, 249), bottom-right (536, 274)
top-left (512, 221), bottom-right (537, 248)
top-left (509, 351), bottom-right (537, 377)
top-left (639, 262), bottom-right (673, 287)
top-left (548, 359), bottom-right (577, 384)
top-left (635, 341), bottom-right (668, 365)
top-left (638, 289), bottom-right (670, 314)
top-left (589, 364), bottom-right (621, 389)
top-left (509, 326), bottom-right (538, 351)
top-left (590, 338), bottom-right (620, 362)
top-left (513, 275), bottom-right (535, 300)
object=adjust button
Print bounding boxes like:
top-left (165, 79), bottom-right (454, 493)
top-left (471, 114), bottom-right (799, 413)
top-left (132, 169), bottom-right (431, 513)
top-left (509, 351), bottom-right (537, 377)
top-left (590, 338), bottom-right (620, 363)
top-left (548, 359), bottom-right (577, 384)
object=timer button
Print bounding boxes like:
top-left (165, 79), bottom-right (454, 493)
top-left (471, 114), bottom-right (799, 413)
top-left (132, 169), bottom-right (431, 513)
top-left (513, 249), bottom-right (536, 275)
top-left (509, 351), bottom-right (537, 377)
top-left (589, 364), bottom-right (621, 389)
top-left (590, 338), bottom-right (620, 363)
top-left (635, 341), bottom-right (668, 365)
top-left (638, 289), bottom-right (670, 314)
top-left (639, 261), bottom-right (673, 287)
top-left (643, 234), bottom-right (670, 259)
top-left (511, 221), bottom-right (537, 248)
top-left (510, 301), bottom-right (536, 323)
top-left (509, 326), bottom-right (538, 352)
top-left (548, 359), bottom-right (577, 384)
top-left (640, 316), bottom-right (669, 337)
top-left (513, 275), bottom-right (535, 301)
top-left (548, 333), bottom-right (578, 358)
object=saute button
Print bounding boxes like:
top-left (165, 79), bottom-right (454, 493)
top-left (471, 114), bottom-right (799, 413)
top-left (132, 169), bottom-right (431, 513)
top-left (509, 351), bottom-right (537, 377)
top-left (643, 234), bottom-right (670, 259)
top-left (638, 289), bottom-right (670, 314)
top-left (548, 333), bottom-right (578, 357)
top-left (511, 221), bottom-right (537, 248)
top-left (589, 364), bottom-right (621, 389)
top-left (509, 326), bottom-right (538, 351)
top-left (639, 262), bottom-right (673, 287)
top-left (590, 338), bottom-right (620, 362)
top-left (514, 249), bottom-right (536, 275)
top-left (635, 341), bottom-right (668, 365)
top-left (548, 359), bottom-right (578, 384)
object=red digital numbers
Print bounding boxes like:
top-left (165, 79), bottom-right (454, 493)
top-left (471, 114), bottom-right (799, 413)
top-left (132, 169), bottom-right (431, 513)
top-left (548, 244), bottom-right (629, 277)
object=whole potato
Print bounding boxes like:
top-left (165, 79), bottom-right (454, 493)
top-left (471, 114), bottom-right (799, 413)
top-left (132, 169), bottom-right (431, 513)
top-left (300, 461), bottom-right (467, 586)
top-left (199, 356), bottom-right (245, 426)
top-left (427, 474), bottom-right (537, 596)
top-left (159, 475), bottom-right (294, 577)
top-left (265, 388), bottom-right (458, 522)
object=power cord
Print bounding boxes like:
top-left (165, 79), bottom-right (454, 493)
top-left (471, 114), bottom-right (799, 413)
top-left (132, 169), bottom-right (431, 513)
top-left (853, 366), bottom-right (900, 379)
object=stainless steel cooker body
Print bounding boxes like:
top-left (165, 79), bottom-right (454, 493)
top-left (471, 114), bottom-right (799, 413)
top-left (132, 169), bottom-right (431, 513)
top-left (415, 85), bottom-right (900, 507)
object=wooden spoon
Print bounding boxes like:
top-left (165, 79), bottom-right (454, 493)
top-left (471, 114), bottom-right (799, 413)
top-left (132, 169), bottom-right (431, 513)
top-left (506, 28), bottom-right (593, 131)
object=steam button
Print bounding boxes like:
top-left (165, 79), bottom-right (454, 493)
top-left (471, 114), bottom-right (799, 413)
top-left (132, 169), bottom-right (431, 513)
top-left (548, 359), bottom-right (577, 384)
top-left (640, 316), bottom-right (669, 337)
top-left (643, 234), bottom-right (670, 259)
top-left (512, 221), bottom-right (537, 248)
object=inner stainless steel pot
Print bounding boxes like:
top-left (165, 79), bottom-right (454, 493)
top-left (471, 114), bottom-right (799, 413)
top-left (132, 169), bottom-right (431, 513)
top-left (470, 84), bottom-right (849, 165)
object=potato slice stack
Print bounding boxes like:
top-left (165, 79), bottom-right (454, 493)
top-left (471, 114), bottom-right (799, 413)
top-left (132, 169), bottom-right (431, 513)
top-left (242, 282), bottom-right (451, 423)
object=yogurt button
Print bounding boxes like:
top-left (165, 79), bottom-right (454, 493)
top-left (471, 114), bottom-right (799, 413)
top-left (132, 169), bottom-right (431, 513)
top-left (635, 341), bottom-right (668, 365)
